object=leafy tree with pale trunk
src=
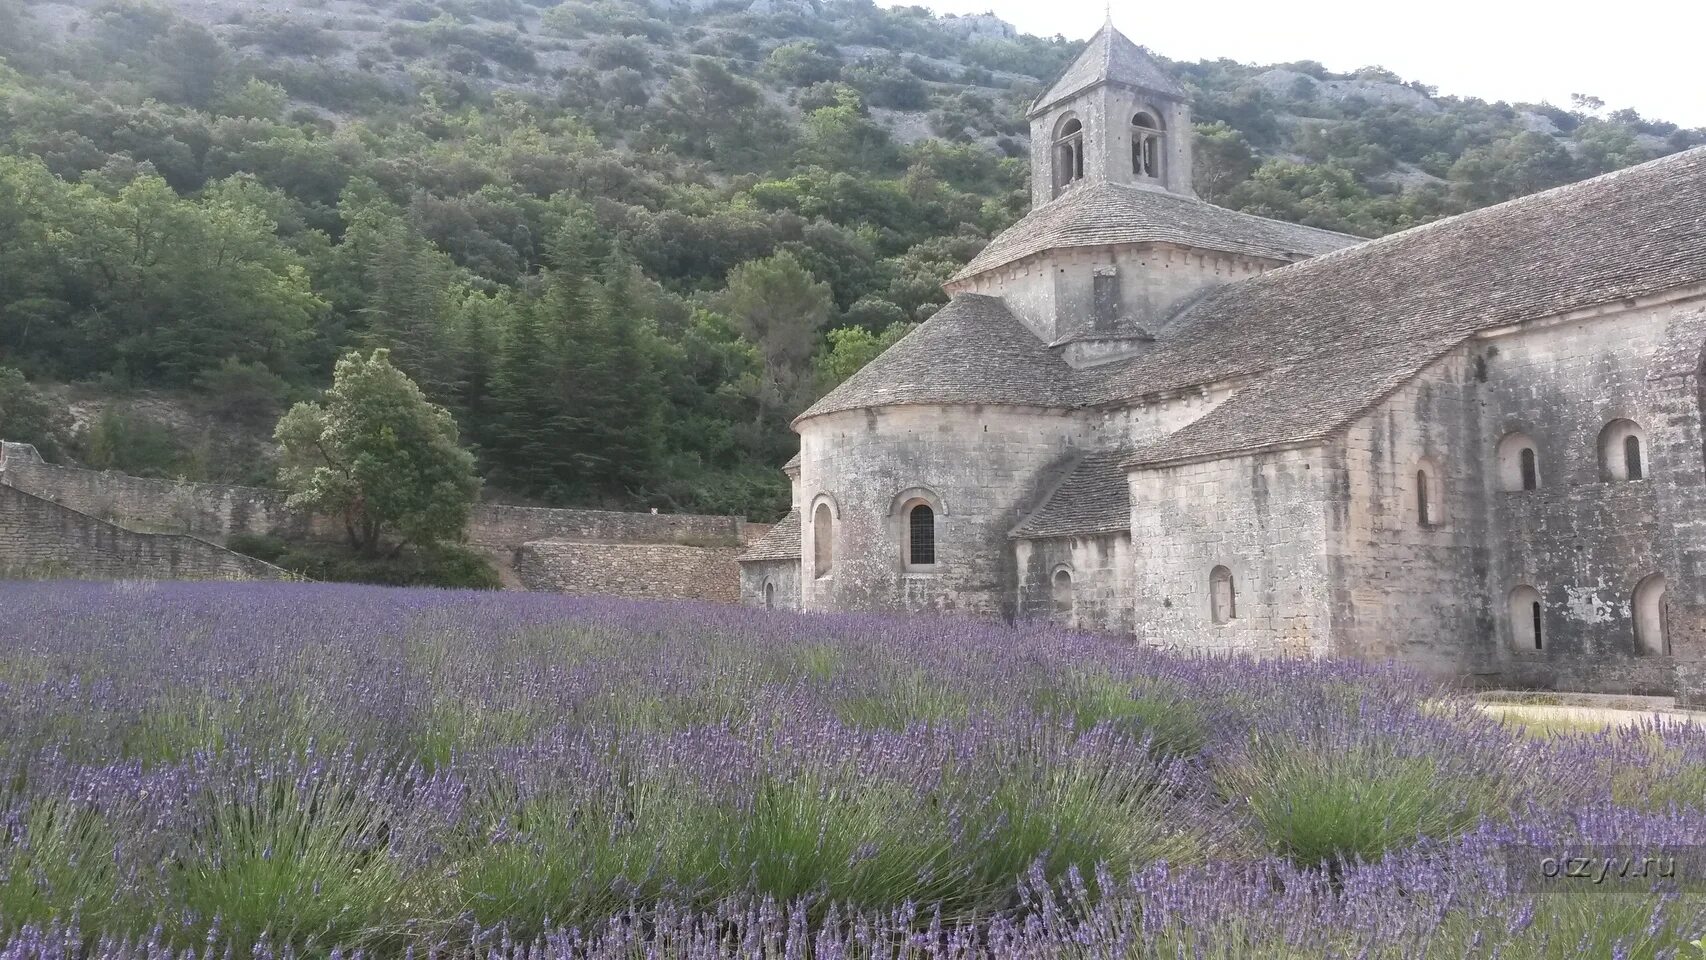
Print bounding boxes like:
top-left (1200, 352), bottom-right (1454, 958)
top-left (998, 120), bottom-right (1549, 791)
top-left (276, 350), bottom-right (480, 556)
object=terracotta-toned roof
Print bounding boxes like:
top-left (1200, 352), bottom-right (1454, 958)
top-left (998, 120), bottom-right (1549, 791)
top-left (951, 181), bottom-right (1359, 283)
top-left (1029, 23), bottom-right (1185, 116)
top-left (738, 508), bottom-right (800, 562)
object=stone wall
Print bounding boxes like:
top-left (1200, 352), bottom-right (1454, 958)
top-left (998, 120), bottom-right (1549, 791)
top-left (1328, 349), bottom-right (1495, 677)
top-left (797, 404), bottom-right (1093, 618)
top-left (0, 458), bottom-right (752, 549)
top-left (740, 558), bottom-right (801, 611)
top-left (467, 505), bottom-right (748, 550)
top-left (0, 484), bottom-right (288, 581)
top-left (1128, 446), bottom-right (1334, 656)
top-left (1, 458), bottom-right (332, 540)
top-left (1468, 299), bottom-right (1706, 695)
top-left (1014, 533), bottom-right (1131, 632)
top-left (515, 541), bottom-right (744, 602)
top-left (1, 453), bottom-right (758, 601)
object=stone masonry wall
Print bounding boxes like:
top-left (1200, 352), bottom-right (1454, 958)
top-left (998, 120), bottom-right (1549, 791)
top-left (0, 484), bottom-right (288, 581)
top-left (1469, 299), bottom-right (1706, 696)
top-left (1, 459), bottom-right (332, 540)
top-left (515, 541), bottom-right (744, 602)
top-left (2, 456), bottom-right (758, 601)
top-left (1014, 533), bottom-right (1132, 633)
top-left (1, 459), bottom-right (752, 549)
top-left (740, 558), bottom-right (802, 611)
top-left (797, 404), bottom-right (1093, 619)
top-left (1328, 350), bottom-right (1495, 678)
top-left (1128, 446), bottom-right (1334, 655)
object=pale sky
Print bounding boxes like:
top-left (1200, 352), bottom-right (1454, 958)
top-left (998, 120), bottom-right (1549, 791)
top-left (888, 0), bottom-right (1706, 128)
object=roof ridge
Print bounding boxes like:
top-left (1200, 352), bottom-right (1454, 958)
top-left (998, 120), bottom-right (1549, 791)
top-left (1264, 144), bottom-right (1706, 278)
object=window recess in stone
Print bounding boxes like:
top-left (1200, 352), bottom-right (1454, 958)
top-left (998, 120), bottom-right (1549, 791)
top-left (1508, 585), bottom-right (1543, 652)
top-left (908, 504), bottom-right (936, 566)
top-left (1598, 419), bottom-right (1648, 482)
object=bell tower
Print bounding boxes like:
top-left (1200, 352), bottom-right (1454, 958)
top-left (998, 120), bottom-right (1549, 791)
top-left (1027, 22), bottom-right (1194, 206)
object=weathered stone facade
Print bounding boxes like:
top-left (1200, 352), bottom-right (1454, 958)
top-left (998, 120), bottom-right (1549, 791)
top-left (738, 24), bottom-right (1706, 697)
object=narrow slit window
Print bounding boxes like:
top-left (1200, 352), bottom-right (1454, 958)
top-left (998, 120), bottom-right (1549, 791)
top-left (1417, 470), bottom-right (1432, 526)
top-left (1520, 448), bottom-right (1538, 491)
top-left (1210, 566), bottom-right (1236, 624)
top-left (1509, 585), bottom-right (1543, 652)
top-left (1624, 435), bottom-right (1644, 480)
top-left (813, 502), bottom-right (834, 579)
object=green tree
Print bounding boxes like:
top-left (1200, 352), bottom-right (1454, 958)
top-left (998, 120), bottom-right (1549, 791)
top-left (1193, 121), bottom-right (1258, 204)
top-left (0, 367), bottom-right (67, 459)
top-left (275, 349), bottom-right (480, 555)
top-left (815, 322), bottom-right (913, 389)
top-left (719, 251), bottom-right (833, 423)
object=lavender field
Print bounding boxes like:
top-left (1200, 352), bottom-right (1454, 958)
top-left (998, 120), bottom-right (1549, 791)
top-left (0, 581), bottom-right (1701, 958)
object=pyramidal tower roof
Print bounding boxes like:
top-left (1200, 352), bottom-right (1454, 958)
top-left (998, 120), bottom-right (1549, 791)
top-left (1029, 22), bottom-right (1185, 117)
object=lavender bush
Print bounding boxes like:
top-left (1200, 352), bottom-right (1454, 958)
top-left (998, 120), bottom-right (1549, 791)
top-left (0, 580), bottom-right (1699, 958)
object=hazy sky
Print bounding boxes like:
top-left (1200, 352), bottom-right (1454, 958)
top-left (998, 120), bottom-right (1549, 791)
top-left (888, 0), bottom-right (1706, 128)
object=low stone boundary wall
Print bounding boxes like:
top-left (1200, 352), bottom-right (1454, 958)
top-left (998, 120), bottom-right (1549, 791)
top-left (0, 449), bottom-right (759, 599)
top-left (0, 485), bottom-right (289, 582)
top-left (469, 504), bottom-right (749, 550)
top-left (514, 540), bottom-right (744, 602)
top-left (1, 459), bottom-right (755, 548)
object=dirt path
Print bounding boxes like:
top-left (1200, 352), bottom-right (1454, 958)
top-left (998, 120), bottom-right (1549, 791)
top-left (1477, 701), bottom-right (1705, 734)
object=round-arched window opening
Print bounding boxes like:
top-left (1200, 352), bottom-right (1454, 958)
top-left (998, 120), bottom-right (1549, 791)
top-left (1634, 573), bottom-right (1669, 656)
top-left (1131, 110), bottom-right (1164, 179)
top-left (906, 502), bottom-right (936, 567)
top-left (812, 501), bottom-right (835, 579)
top-left (1051, 567), bottom-right (1074, 618)
top-left (1599, 419), bottom-right (1648, 481)
top-left (763, 581), bottom-right (776, 610)
top-left (1209, 565), bottom-right (1236, 625)
top-left (1509, 585), bottom-right (1544, 652)
top-left (1053, 115), bottom-right (1085, 195)
top-left (1496, 432), bottom-right (1541, 492)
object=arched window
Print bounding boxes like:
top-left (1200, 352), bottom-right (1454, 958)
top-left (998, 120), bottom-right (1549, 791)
top-left (1051, 568), bottom-right (1074, 618)
top-left (1634, 573), bottom-right (1669, 655)
top-left (907, 503), bottom-right (936, 566)
top-left (1497, 432), bottom-right (1540, 492)
top-left (1131, 111), bottom-right (1164, 179)
top-left (812, 501), bottom-right (834, 579)
top-left (1599, 419), bottom-right (1648, 481)
top-left (1210, 566), bottom-right (1236, 624)
top-left (1416, 470), bottom-right (1433, 526)
top-left (1053, 116), bottom-right (1084, 196)
top-left (763, 581), bottom-right (776, 610)
top-left (1509, 585), bottom-right (1543, 652)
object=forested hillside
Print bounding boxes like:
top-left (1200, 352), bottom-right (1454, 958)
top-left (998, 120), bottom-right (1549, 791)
top-left (0, 0), bottom-right (1699, 519)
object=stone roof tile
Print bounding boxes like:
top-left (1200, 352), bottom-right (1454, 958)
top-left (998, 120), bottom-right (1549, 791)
top-left (798, 294), bottom-right (1084, 421)
top-left (738, 508), bottom-right (800, 562)
top-left (1117, 145), bottom-right (1706, 464)
top-left (1009, 450), bottom-right (1132, 538)
top-left (1030, 24), bottom-right (1185, 114)
top-left (952, 181), bottom-right (1359, 282)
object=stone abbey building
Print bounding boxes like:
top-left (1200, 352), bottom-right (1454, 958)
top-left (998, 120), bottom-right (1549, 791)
top-left (739, 24), bottom-right (1706, 695)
